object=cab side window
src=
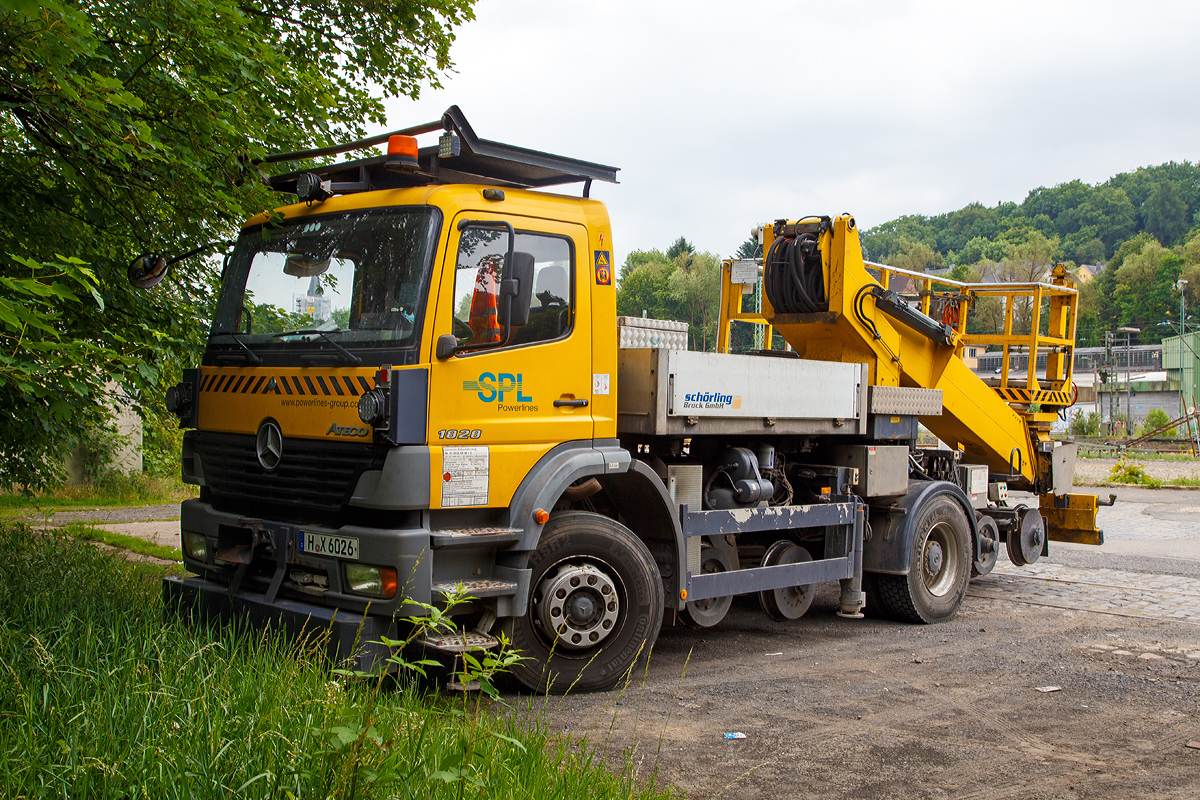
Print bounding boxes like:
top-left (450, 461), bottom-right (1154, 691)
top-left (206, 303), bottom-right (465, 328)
top-left (452, 231), bottom-right (573, 348)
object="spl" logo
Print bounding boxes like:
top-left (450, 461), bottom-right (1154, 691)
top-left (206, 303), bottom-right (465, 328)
top-left (462, 372), bottom-right (533, 403)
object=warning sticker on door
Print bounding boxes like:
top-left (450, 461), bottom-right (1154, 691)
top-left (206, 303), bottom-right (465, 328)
top-left (441, 446), bottom-right (489, 507)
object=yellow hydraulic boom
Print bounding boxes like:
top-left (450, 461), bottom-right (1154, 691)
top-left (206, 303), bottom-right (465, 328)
top-left (717, 214), bottom-right (1102, 545)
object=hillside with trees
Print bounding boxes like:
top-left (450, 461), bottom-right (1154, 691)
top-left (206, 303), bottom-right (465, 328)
top-left (618, 161), bottom-right (1200, 352)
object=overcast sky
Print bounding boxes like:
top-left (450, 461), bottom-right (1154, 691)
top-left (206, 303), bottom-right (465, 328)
top-left (381, 0), bottom-right (1200, 266)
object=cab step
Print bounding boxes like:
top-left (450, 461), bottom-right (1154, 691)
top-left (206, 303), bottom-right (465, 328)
top-left (431, 579), bottom-right (518, 599)
top-left (430, 527), bottom-right (522, 548)
top-left (418, 631), bottom-right (500, 653)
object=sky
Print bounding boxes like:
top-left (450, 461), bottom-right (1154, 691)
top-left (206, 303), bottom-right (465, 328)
top-left (379, 0), bottom-right (1200, 267)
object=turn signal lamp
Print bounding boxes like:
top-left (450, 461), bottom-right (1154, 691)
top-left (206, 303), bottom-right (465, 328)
top-left (534, 508), bottom-right (550, 524)
top-left (386, 135), bottom-right (419, 170)
top-left (345, 564), bottom-right (398, 598)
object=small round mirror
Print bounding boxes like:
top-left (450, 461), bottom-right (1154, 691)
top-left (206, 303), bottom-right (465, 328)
top-left (128, 253), bottom-right (168, 289)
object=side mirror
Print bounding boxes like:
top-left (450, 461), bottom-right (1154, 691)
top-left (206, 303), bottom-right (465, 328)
top-left (499, 251), bottom-right (535, 328)
top-left (436, 333), bottom-right (458, 361)
top-left (128, 253), bottom-right (168, 289)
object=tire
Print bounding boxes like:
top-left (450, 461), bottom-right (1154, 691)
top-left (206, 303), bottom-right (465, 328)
top-left (875, 494), bottom-right (971, 624)
top-left (503, 511), bottom-right (664, 693)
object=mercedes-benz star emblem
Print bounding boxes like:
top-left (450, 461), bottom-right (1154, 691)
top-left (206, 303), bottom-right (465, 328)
top-left (256, 420), bottom-right (283, 471)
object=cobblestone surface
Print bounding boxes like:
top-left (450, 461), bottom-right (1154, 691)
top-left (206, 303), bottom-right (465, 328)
top-left (974, 560), bottom-right (1200, 625)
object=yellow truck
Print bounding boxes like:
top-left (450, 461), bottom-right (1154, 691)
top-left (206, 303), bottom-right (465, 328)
top-left (160, 107), bottom-right (1104, 692)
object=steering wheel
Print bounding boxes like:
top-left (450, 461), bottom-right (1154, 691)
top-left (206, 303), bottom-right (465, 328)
top-left (453, 315), bottom-right (473, 342)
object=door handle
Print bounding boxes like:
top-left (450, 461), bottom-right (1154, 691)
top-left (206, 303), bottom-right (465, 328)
top-left (553, 398), bottom-right (589, 408)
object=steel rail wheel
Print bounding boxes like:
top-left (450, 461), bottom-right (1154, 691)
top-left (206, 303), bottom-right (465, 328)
top-left (1007, 507), bottom-right (1044, 567)
top-left (876, 495), bottom-right (971, 623)
top-left (503, 511), bottom-right (664, 693)
top-left (681, 544), bottom-right (733, 628)
top-left (758, 540), bottom-right (815, 621)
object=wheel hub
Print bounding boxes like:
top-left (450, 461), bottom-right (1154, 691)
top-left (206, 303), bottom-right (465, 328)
top-left (921, 522), bottom-right (959, 597)
top-left (925, 541), bottom-right (944, 575)
top-left (536, 562), bottom-right (620, 650)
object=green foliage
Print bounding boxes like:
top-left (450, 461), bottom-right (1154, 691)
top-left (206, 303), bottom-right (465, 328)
top-left (0, 527), bottom-right (675, 799)
top-left (1068, 409), bottom-right (1101, 436)
top-left (1138, 407), bottom-right (1176, 438)
top-left (616, 247), bottom-right (722, 351)
top-left (0, 254), bottom-right (143, 490)
top-left (735, 238), bottom-right (759, 258)
top-left (665, 237), bottom-right (694, 261)
top-left (862, 160), bottom-right (1200, 348)
top-left (1109, 458), bottom-right (1158, 486)
top-left (0, 0), bottom-right (475, 489)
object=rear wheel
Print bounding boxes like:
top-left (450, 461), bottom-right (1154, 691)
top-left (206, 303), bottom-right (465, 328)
top-left (876, 495), bottom-right (971, 623)
top-left (503, 511), bottom-right (664, 693)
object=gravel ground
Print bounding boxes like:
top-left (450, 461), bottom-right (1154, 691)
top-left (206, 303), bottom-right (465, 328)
top-left (535, 580), bottom-right (1200, 800)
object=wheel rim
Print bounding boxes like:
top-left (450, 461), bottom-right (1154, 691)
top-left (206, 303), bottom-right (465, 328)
top-left (535, 560), bottom-right (621, 650)
top-left (922, 521), bottom-right (960, 597)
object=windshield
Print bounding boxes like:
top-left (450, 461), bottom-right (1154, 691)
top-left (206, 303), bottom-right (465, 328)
top-left (210, 207), bottom-right (440, 359)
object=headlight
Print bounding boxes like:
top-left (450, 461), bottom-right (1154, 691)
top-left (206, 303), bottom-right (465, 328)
top-left (344, 564), bottom-right (398, 598)
top-left (357, 389), bottom-right (387, 426)
top-left (182, 531), bottom-right (208, 562)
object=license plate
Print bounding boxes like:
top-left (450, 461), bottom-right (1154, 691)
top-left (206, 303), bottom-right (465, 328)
top-left (298, 531), bottom-right (359, 560)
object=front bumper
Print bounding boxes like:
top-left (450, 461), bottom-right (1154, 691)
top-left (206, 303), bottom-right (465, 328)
top-left (163, 573), bottom-right (395, 671)
top-left (179, 498), bottom-right (432, 617)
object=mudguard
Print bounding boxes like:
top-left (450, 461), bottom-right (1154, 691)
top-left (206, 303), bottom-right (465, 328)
top-left (502, 441), bottom-right (686, 610)
top-left (863, 480), bottom-right (978, 575)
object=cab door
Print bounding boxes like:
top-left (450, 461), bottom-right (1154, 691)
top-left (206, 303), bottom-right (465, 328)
top-left (427, 212), bottom-right (593, 509)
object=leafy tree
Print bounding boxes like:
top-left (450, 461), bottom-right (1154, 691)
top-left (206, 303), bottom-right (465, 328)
top-left (884, 237), bottom-right (943, 272)
top-left (1112, 238), bottom-right (1184, 343)
top-left (618, 248), bottom-right (670, 282)
top-left (0, 0), bottom-right (475, 489)
top-left (667, 251), bottom-right (721, 351)
top-left (1142, 181), bottom-right (1190, 247)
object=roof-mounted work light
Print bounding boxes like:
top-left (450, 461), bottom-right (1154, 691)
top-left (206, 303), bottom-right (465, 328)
top-left (295, 172), bottom-right (331, 202)
top-left (386, 135), bottom-right (419, 170)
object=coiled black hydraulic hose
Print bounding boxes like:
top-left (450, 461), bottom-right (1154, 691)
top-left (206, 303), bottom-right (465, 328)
top-left (763, 233), bottom-right (827, 314)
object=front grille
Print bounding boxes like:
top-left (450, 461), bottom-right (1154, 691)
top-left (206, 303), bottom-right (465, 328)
top-left (195, 431), bottom-right (380, 515)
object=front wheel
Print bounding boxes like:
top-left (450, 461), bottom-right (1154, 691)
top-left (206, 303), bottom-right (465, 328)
top-left (875, 494), bottom-right (971, 623)
top-left (503, 511), bottom-right (664, 693)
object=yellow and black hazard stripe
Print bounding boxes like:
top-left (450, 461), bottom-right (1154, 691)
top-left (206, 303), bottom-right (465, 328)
top-left (198, 372), bottom-right (373, 397)
top-left (993, 387), bottom-right (1073, 406)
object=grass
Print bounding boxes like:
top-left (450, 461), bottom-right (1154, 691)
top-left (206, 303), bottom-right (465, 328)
top-left (61, 520), bottom-right (183, 561)
top-left (0, 474), bottom-right (197, 518)
top-left (0, 525), bottom-right (675, 799)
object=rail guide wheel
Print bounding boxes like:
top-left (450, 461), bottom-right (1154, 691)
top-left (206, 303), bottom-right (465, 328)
top-left (972, 514), bottom-right (1000, 577)
top-left (682, 545), bottom-right (733, 628)
top-left (1006, 507), bottom-right (1044, 567)
top-left (758, 540), bottom-right (815, 621)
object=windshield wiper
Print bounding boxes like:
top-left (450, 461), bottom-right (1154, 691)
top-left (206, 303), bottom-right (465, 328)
top-left (210, 332), bottom-right (262, 365)
top-left (272, 328), bottom-right (362, 366)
